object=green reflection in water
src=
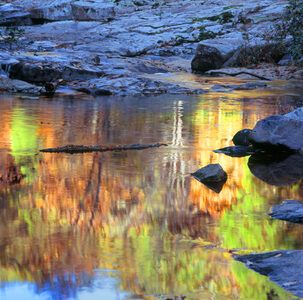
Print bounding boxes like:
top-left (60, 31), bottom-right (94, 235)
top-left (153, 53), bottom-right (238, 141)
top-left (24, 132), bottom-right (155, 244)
top-left (10, 107), bottom-right (38, 183)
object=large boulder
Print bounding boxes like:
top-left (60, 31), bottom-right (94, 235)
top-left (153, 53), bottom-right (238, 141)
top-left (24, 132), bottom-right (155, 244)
top-left (249, 115), bottom-right (303, 152)
top-left (270, 200), bottom-right (303, 223)
top-left (191, 45), bottom-right (224, 73)
top-left (236, 250), bottom-right (303, 298)
top-left (191, 35), bottom-right (242, 73)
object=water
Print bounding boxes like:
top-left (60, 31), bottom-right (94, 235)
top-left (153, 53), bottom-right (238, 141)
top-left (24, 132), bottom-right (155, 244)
top-left (0, 88), bottom-right (302, 299)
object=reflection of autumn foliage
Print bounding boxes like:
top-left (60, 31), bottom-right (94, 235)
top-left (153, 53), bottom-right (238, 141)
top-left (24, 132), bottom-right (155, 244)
top-left (189, 97), bottom-right (280, 217)
top-left (0, 154), bottom-right (24, 185)
top-left (0, 95), bottom-right (299, 299)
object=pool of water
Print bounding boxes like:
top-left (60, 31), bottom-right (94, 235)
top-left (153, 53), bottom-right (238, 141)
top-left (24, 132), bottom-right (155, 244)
top-left (0, 87), bottom-right (302, 299)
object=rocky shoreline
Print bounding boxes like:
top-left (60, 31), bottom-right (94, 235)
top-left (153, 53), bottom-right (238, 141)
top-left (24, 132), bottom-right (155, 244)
top-left (1, 0), bottom-right (302, 96)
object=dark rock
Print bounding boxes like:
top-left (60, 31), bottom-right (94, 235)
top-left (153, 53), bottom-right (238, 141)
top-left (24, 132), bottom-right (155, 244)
top-left (0, 76), bottom-right (42, 95)
top-left (232, 129), bottom-right (252, 146)
top-left (191, 164), bottom-right (227, 193)
top-left (236, 250), bottom-right (303, 298)
top-left (269, 200), bottom-right (303, 223)
top-left (249, 115), bottom-right (303, 152)
top-left (213, 145), bottom-right (256, 157)
top-left (248, 153), bottom-right (303, 186)
top-left (191, 45), bottom-right (224, 73)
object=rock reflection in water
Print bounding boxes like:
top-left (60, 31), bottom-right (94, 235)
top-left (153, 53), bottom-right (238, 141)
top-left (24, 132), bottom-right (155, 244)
top-left (248, 153), bottom-right (303, 186)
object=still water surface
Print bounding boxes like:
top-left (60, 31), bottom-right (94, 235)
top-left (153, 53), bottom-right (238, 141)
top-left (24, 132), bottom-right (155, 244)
top-left (0, 89), bottom-right (303, 299)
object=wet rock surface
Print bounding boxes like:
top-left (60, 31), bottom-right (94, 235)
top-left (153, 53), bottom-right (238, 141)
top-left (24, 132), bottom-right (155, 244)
top-left (236, 250), bottom-right (303, 298)
top-left (248, 153), bottom-right (303, 186)
top-left (0, 0), bottom-right (296, 96)
top-left (270, 200), bottom-right (303, 223)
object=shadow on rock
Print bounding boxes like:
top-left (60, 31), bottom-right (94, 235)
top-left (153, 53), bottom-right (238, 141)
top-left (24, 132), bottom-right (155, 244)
top-left (269, 200), bottom-right (303, 224)
top-left (236, 250), bottom-right (303, 298)
top-left (248, 153), bottom-right (303, 186)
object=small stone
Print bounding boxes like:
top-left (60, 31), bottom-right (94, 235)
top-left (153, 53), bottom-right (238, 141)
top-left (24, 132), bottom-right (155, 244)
top-left (191, 163), bottom-right (227, 183)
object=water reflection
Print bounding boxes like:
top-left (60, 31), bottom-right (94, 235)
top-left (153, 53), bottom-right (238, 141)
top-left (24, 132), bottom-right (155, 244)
top-left (0, 93), bottom-right (302, 299)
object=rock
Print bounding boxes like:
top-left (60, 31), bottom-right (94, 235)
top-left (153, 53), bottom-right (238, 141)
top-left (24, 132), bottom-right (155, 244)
top-left (232, 129), bottom-right (252, 146)
top-left (71, 2), bottom-right (115, 21)
top-left (269, 200), bottom-right (303, 223)
top-left (213, 145), bottom-right (256, 157)
top-left (248, 153), bottom-right (303, 186)
top-left (191, 35), bottom-right (242, 72)
top-left (223, 43), bottom-right (285, 68)
top-left (284, 107), bottom-right (303, 121)
top-left (249, 115), bottom-right (303, 152)
top-left (191, 45), bottom-right (224, 73)
top-left (0, 75), bottom-right (41, 94)
top-left (29, 1), bottom-right (73, 21)
top-left (236, 250), bottom-right (303, 298)
top-left (8, 62), bottom-right (103, 84)
top-left (191, 164), bottom-right (227, 193)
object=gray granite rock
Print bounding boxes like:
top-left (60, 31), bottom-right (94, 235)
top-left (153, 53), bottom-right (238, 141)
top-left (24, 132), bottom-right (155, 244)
top-left (236, 250), bottom-right (303, 298)
top-left (269, 200), bottom-right (303, 223)
top-left (249, 115), bottom-right (303, 152)
top-left (284, 107), bottom-right (303, 121)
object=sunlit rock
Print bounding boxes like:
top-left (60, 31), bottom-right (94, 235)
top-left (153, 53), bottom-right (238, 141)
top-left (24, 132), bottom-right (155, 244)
top-left (270, 200), bottom-right (303, 223)
top-left (249, 115), bottom-right (303, 152)
top-left (236, 250), bottom-right (303, 298)
top-left (248, 153), bottom-right (303, 186)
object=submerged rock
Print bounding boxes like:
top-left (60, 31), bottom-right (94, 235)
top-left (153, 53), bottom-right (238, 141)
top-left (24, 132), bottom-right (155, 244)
top-left (232, 129), bottom-right (252, 146)
top-left (269, 200), bottom-right (303, 223)
top-left (236, 250), bottom-right (303, 298)
top-left (248, 153), bottom-right (303, 186)
top-left (249, 115), bottom-right (303, 152)
top-left (213, 145), bottom-right (256, 157)
top-left (191, 164), bottom-right (227, 193)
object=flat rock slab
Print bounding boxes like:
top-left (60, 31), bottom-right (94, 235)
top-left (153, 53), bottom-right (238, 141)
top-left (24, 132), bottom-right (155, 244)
top-left (249, 115), bottom-right (303, 152)
top-left (248, 153), bottom-right (303, 186)
top-left (213, 145), bottom-right (256, 157)
top-left (269, 200), bottom-right (303, 223)
top-left (236, 250), bottom-right (303, 298)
